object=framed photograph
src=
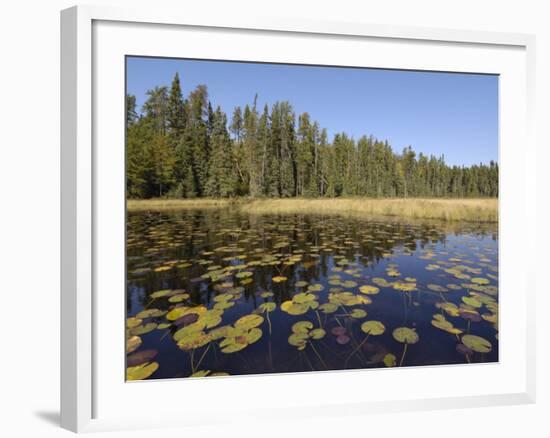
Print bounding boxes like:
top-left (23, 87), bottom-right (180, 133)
top-left (61, 5), bottom-right (536, 433)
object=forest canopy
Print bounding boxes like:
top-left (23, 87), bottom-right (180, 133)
top-left (126, 73), bottom-right (498, 199)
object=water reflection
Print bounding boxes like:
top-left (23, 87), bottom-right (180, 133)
top-left (126, 209), bottom-right (498, 380)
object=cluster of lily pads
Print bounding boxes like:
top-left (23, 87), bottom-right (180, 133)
top-left (126, 211), bottom-right (498, 380)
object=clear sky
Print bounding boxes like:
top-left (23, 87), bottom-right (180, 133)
top-left (126, 57), bottom-right (498, 167)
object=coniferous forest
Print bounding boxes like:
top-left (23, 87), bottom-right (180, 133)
top-left (126, 73), bottom-right (498, 199)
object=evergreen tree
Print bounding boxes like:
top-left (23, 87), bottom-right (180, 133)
top-left (126, 82), bottom-right (499, 200)
top-left (182, 85), bottom-right (210, 196)
top-left (167, 72), bottom-right (186, 139)
top-left (142, 86), bottom-right (169, 134)
top-left (205, 107), bottom-right (238, 197)
top-left (126, 94), bottom-right (138, 127)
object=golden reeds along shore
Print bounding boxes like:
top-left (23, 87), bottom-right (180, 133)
top-left (127, 197), bottom-right (498, 223)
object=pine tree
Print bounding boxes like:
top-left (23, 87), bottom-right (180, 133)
top-left (205, 107), bottom-right (238, 197)
top-left (167, 72), bottom-right (186, 139)
top-left (183, 85), bottom-right (210, 196)
top-left (127, 82), bottom-right (498, 200)
top-left (126, 94), bottom-right (138, 127)
top-left (142, 86), bottom-right (168, 134)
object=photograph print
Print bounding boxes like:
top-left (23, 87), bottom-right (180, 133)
top-left (125, 57), bottom-right (499, 381)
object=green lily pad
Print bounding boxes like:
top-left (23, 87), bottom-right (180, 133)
top-left (319, 303), bottom-right (338, 314)
top-left (245, 327), bottom-right (263, 344)
top-left (359, 285), bottom-right (380, 295)
top-left (149, 289), bottom-right (172, 299)
top-left (383, 353), bottom-right (397, 367)
top-left (309, 328), bottom-right (326, 340)
top-left (436, 302), bottom-right (460, 317)
top-left (235, 314), bottom-right (264, 330)
top-left (431, 314), bottom-right (462, 335)
top-left (471, 277), bottom-right (490, 285)
top-left (130, 322), bottom-right (157, 335)
top-left (392, 327), bottom-right (419, 344)
top-left (126, 335), bottom-right (142, 354)
top-left (126, 362), bottom-right (159, 381)
top-left (214, 301), bottom-right (235, 311)
top-left (190, 370), bottom-right (211, 377)
top-left (136, 309), bottom-right (165, 319)
top-left (258, 302), bottom-right (276, 313)
top-left (288, 333), bottom-right (308, 350)
top-left (176, 330), bottom-right (211, 351)
top-left (282, 302), bottom-right (309, 315)
top-left (462, 334), bottom-right (492, 353)
top-left (292, 321), bottom-right (314, 334)
top-left (126, 317), bottom-right (142, 329)
top-left (308, 283), bottom-right (325, 292)
top-left (392, 281), bottom-right (417, 292)
top-left (462, 296), bottom-right (482, 308)
top-left (361, 320), bottom-right (386, 335)
top-left (350, 308), bottom-right (367, 319)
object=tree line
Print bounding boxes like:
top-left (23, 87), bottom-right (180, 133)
top-left (126, 73), bottom-right (498, 199)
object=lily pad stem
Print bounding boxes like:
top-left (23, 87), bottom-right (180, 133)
top-left (190, 349), bottom-right (195, 373)
top-left (399, 343), bottom-right (409, 367)
top-left (309, 341), bottom-right (328, 369)
top-left (345, 334), bottom-right (370, 366)
top-left (194, 343), bottom-right (211, 371)
top-left (315, 310), bottom-right (323, 328)
top-left (266, 311), bottom-right (272, 335)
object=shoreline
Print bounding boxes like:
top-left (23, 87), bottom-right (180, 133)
top-left (126, 197), bottom-right (498, 223)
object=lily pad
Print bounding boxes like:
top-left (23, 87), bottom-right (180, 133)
top-left (235, 314), bottom-right (264, 330)
top-left (190, 370), bottom-right (211, 377)
top-left (462, 296), bottom-right (482, 308)
top-left (348, 308), bottom-right (367, 319)
top-left (288, 333), bottom-right (308, 350)
top-left (149, 289), bottom-right (172, 299)
top-left (336, 334), bottom-right (351, 345)
top-left (292, 321), bottom-right (314, 334)
top-left (126, 317), bottom-right (142, 329)
top-left (136, 308), bottom-right (166, 319)
top-left (126, 362), bottom-right (159, 381)
top-left (258, 302), bottom-right (276, 313)
top-left (461, 334), bottom-right (492, 353)
top-left (361, 320), bottom-right (386, 336)
top-left (331, 326), bottom-right (347, 336)
top-left (309, 328), bottom-right (326, 340)
top-left (130, 322), bottom-right (157, 335)
top-left (392, 327), bottom-right (419, 344)
top-left (319, 303), bottom-right (338, 314)
top-left (127, 349), bottom-right (158, 367)
top-left (383, 353), bottom-right (397, 367)
top-left (431, 315), bottom-right (462, 335)
top-left (359, 285), bottom-right (380, 295)
top-left (126, 335), bottom-right (142, 354)
top-left (456, 343), bottom-right (474, 356)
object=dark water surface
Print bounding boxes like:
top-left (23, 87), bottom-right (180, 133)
top-left (126, 209), bottom-right (499, 380)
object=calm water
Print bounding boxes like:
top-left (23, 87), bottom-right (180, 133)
top-left (126, 209), bottom-right (499, 380)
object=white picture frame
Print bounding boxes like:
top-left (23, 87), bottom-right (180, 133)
top-left (60, 4), bottom-right (537, 433)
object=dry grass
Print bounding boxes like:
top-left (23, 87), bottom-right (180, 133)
top-left (127, 198), bottom-right (232, 211)
top-left (127, 197), bottom-right (498, 223)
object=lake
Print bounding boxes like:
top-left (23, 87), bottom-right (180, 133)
top-left (126, 208), bottom-right (499, 380)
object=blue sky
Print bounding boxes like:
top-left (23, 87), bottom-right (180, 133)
top-left (126, 57), bottom-right (498, 166)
